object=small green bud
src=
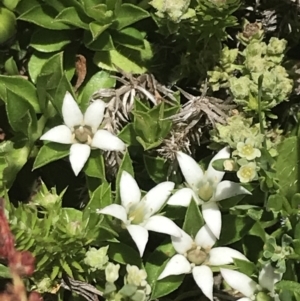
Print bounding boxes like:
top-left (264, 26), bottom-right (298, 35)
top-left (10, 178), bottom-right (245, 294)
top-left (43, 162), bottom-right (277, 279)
top-left (126, 265), bottom-right (148, 287)
top-left (221, 47), bottom-right (238, 67)
top-left (105, 262), bottom-right (120, 283)
top-left (267, 37), bottom-right (287, 55)
top-left (229, 76), bottom-right (251, 100)
top-left (256, 291), bottom-right (273, 301)
top-left (246, 41), bottom-right (267, 57)
top-left (84, 246), bottom-right (109, 272)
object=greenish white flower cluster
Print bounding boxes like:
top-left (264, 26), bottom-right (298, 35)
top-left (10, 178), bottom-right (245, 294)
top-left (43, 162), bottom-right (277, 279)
top-left (208, 19), bottom-right (293, 114)
top-left (210, 115), bottom-right (280, 183)
top-left (84, 246), bottom-right (109, 272)
top-left (104, 264), bottom-right (151, 301)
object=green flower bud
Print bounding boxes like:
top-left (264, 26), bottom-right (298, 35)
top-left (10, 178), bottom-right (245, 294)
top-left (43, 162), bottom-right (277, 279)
top-left (229, 76), bottom-right (251, 100)
top-left (267, 37), bottom-right (287, 55)
top-left (256, 291), bottom-right (273, 301)
top-left (0, 7), bottom-right (16, 44)
top-left (245, 56), bottom-right (265, 73)
top-left (35, 277), bottom-right (53, 293)
top-left (246, 41), bottom-right (266, 57)
top-left (150, 0), bottom-right (191, 22)
top-left (84, 246), bottom-right (109, 272)
top-left (105, 262), bottom-right (120, 283)
top-left (126, 265), bottom-right (148, 287)
top-left (221, 47), bottom-right (238, 67)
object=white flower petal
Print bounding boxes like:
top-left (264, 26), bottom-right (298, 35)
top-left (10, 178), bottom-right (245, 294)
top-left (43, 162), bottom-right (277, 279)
top-left (143, 215), bottom-right (181, 237)
top-left (237, 298), bottom-right (252, 301)
top-left (40, 125), bottom-right (73, 144)
top-left (97, 204), bottom-right (128, 223)
top-left (126, 224), bottom-right (149, 257)
top-left (258, 263), bottom-right (282, 292)
top-left (192, 265), bottom-right (214, 301)
top-left (143, 181), bottom-right (175, 215)
top-left (91, 129), bottom-right (126, 151)
top-left (202, 202), bottom-right (222, 239)
top-left (83, 100), bottom-right (106, 132)
top-left (208, 247), bottom-right (249, 266)
top-left (195, 224), bottom-right (217, 250)
top-left (220, 269), bottom-right (257, 298)
top-left (177, 152), bottom-right (204, 190)
top-left (167, 188), bottom-right (202, 207)
top-left (158, 254), bottom-right (191, 280)
top-left (69, 143), bottom-right (91, 176)
top-left (214, 181), bottom-right (251, 202)
top-left (120, 171), bottom-right (141, 211)
top-left (171, 229), bottom-right (194, 254)
top-left (206, 147), bottom-right (230, 184)
top-left (62, 91), bottom-right (83, 128)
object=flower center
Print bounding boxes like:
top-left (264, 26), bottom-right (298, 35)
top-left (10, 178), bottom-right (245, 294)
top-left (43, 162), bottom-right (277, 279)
top-left (198, 181), bottom-right (214, 201)
top-left (128, 203), bottom-right (146, 225)
top-left (241, 144), bottom-right (254, 156)
top-left (186, 246), bottom-right (207, 265)
top-left (240, 166), bottom-right (254, 179)
top-left (74, 125), bottom-right (93, 144)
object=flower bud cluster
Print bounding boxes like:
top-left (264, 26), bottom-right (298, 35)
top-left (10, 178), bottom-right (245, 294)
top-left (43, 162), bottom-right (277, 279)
top-left (208, 19), bottom-right (293, 114)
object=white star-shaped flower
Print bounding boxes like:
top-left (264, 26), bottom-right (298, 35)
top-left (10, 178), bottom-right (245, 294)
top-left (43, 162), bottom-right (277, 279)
top-left (220, 263), bottom-right (282, 301)
top-left (40, 92), bottom-right (125, 176)
top-left (158, 224), bottom-right (249, 301)
top-left (168, 147), bottom-right (251, 239)
top-left (96, 171), bottom-right (181, 257)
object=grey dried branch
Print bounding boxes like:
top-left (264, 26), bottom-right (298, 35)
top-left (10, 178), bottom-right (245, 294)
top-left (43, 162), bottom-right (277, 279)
top-left (169, 87), bottom-right (235, 128)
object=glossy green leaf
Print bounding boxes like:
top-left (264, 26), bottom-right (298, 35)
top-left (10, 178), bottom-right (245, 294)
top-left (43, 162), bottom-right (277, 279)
top-left (0, 75), bottom-right (40, 113)
top-left (79, 70), bottom-right (115, 111)
top-left (33, 143), bottom-right (69, 170)
top-left (30, 29), bottom-right (75, 53)
top-left (183, 199), bottom-right (204, 237)
top-left (84, 150), bottom-right (106, 179)
top-left (55, 7), bottom-right (90, 29)
top-left (18, 4), bottom-right (72, 30)
top-left (115, 4), bottom-right (149, 30)
top-left (85, 182), bottom-right (112, 212)
top-left (108, 242), bottom-right (141, 266)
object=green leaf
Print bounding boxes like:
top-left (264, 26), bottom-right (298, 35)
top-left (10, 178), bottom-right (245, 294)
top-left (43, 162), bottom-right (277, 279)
top-left (183, 199), bottom-right (204, 237)
top-left (89, 22), bottom-right (111, 41)
top-left (115, 4), bottom-right (149, 30)
top-left (60, 259), bottom-right (73, 277)
top-left (84, 182), bottom-right (112, 212)
top-left (276, 136), bottom-right (300, 200)
top-left (28, 52), bottom-right (53, 84)
top-left (108, 242), bottom-right (141, 266)
top-left (33, 143), bottom-right (69, 170)
top-left (84, 151), bottom-right (106, 179)
top-left (79, 70), bottom-right (115, 111)
top-left (18, 4), bottom-right (73, 30)
top-left (145, 240), bottom-right (183, 299)
top-left (118, 123), bottom-right (139, 145)
top-left (114, 27), bottom-right (145, 50)
top-left (84, 31), bottom-right (115, 51)
top-left (276, 281), bottom-right (300, 294)
top-left (3, 138), bottom-right (31, 189)
top-left (93, 40), bottom-right (152, 74)
top-left (4, 57), bottom-right (19, 75)
top-left (30, 29), bottom-right (75, 53)
top-left (267, 194), bottom-right (285, 212)
top-left (144, 155), bottom-right (169, 183)
top-left (0, 75), bottom-right (40, 113)
top-left (0, 264), bottom-right (11, 278)
top-left (55, 7), bottom-right (90, 29)
top-left (217, 215), bottom-right (255, 245)
top-left (50, 265), bottom-right (60, 280)
top-left (5, 89), bottom-right (37, 137)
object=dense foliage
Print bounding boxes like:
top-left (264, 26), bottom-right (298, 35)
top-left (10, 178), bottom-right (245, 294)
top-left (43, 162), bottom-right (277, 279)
top-left (1, 0), bottom-right (300, 301)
